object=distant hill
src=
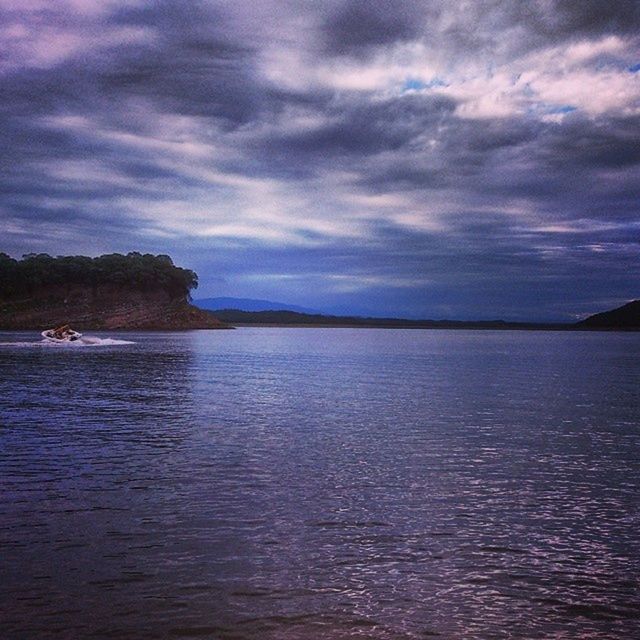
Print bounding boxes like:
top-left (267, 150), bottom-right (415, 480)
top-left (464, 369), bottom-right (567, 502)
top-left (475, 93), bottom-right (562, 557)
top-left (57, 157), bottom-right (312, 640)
top-left (195, 297), bottom-right (320, 314)
top-left (211, 309), bottom-right (561, 330)
top-left (211, 300), bottom-right (640, 330)
top-left (577, 300), bottom-right (640, 329)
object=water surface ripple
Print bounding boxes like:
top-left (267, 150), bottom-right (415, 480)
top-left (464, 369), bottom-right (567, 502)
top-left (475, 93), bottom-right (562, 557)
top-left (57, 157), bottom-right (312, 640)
top-left (1, 329), bottom-right (639, 639)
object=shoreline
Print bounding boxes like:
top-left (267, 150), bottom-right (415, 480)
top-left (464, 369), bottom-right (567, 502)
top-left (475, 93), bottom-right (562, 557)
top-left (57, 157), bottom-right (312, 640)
top-left (223, 323), bottom-right (640, 331)
top-left (2, 324), bottom-right (638, 332)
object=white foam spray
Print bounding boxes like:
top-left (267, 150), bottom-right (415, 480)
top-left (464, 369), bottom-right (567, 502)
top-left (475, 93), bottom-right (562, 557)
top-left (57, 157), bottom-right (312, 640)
top-left (0, 336), bottom-right (135, 348)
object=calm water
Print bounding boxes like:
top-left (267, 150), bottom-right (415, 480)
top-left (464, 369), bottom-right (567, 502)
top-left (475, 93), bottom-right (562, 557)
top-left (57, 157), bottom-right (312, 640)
top-left (1, 329), bottom-right (639, 639)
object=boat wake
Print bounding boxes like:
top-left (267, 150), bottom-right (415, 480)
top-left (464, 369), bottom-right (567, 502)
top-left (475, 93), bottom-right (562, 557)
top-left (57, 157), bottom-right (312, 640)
top-left (68, 337), bottom-right (135, 347)
top-left (0, 336), bottom-right (135, 348)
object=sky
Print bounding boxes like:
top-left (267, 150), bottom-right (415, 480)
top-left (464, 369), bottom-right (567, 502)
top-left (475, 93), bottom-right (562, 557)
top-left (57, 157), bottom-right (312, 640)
top-left (1, 0), bottom-right (639, 321)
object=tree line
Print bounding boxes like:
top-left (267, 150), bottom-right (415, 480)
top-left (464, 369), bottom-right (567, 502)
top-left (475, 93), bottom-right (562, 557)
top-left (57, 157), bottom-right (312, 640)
top-left (0, 252), bottom-right (198, 299)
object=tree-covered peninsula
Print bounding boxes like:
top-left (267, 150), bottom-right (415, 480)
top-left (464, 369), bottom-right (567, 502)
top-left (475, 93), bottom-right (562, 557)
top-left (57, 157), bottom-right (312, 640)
top-left (0, 252), bottom-right (197, 298)
top-left (0, 252), bottom-right (228, 330)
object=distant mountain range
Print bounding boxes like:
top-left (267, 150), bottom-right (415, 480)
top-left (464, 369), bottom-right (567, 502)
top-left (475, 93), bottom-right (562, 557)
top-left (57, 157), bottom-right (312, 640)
top-left (196, 299), bottom-right (640, 330)
top-left (194, 297), bottom-right (321, 314)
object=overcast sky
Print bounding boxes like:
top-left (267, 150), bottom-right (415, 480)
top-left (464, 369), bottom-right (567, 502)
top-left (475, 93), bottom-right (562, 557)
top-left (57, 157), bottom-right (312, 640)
top-left (1, 1), bottom-right (639, 320)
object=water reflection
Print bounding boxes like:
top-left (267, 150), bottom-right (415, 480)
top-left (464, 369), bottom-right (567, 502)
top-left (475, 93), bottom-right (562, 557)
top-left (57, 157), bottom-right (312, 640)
top-left (1, 329), bottom-right (639, 639)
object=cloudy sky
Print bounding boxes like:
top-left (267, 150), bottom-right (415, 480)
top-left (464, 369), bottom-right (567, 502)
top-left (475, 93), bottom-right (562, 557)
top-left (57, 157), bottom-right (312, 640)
top-left (1, 1), bottom-right (639, 320)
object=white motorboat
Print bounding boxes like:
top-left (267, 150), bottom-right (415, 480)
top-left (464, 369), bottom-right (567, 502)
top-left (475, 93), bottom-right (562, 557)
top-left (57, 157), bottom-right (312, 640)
top-left (41, 327), bottom-right (83, 343)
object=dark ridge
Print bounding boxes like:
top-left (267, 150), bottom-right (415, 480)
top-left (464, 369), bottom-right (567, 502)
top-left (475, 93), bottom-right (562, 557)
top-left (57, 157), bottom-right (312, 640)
top-left (577, 300), bottom-right (640, 329)
top-left (212, 309), bottom-right (569, 330)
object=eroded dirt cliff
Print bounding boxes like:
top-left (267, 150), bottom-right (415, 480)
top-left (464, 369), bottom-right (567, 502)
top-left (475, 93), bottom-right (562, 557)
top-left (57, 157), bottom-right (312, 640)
top-left (0, 284), bottom-right (229, 329)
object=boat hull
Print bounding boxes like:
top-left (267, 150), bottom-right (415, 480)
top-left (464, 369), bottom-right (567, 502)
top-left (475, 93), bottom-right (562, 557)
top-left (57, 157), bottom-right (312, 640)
top-left (41, 329), bottom-right (83, 343)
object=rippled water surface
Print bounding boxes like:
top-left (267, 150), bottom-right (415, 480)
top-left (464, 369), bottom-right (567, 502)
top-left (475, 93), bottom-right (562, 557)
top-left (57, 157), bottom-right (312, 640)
top-left (1, 328), bottom-right (639, 639)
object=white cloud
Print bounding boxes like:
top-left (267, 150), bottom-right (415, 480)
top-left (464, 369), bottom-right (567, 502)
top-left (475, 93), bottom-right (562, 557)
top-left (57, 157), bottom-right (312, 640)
top-left (260, 29), bottom-right (639, 121)
top-left (444, 35), bottom-right (639, 119)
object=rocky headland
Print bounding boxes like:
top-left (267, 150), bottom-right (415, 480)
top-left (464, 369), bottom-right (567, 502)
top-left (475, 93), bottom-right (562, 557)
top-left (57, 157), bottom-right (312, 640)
top-left (0, 252), bottom-right (228, 330)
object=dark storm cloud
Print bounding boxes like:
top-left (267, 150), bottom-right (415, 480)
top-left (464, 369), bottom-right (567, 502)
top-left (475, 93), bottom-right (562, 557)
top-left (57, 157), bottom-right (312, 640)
top-left (259, 92), bottom-right (455, 158)
top-left (99, 41), bottom-right (260, 125)
top-left (526, 0), bottom-right (640, 39)
top-left (323, 0), bottom-right (427, 55)
top-left (540, 115), bottom-right (640, 170)
top-left (312, 0), bottom-right (640, 82)
top-left (0, 2), bottom-right (267, 125)
top-left (1, 1), bottom-right (639, 319)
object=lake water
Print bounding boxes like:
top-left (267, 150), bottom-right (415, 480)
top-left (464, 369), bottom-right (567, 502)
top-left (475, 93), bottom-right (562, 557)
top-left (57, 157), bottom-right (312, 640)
top-left (1, 328), bottom-right (639, 639)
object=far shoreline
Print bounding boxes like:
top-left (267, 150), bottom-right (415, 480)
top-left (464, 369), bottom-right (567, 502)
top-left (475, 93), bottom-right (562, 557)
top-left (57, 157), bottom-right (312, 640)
top-left (221, 323), bottom-right (639, 331)
top-left (2, 323), bottom-right (639, 332)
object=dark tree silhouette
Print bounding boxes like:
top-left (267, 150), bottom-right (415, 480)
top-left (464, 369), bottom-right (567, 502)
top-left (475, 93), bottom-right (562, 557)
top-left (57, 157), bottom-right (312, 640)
top-left (0, 253), bottom-right (198, 299)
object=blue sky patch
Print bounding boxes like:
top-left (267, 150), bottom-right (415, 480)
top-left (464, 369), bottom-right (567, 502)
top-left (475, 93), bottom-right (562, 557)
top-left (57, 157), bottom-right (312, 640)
top-left (402, 77), bottom-right (446, 92)
top-left (548, 105), bottom-right (577, 114)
